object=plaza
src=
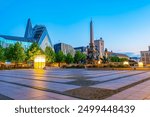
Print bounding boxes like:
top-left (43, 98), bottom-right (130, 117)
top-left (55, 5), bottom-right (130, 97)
top-left (0, 69), bottom-right (150, 100)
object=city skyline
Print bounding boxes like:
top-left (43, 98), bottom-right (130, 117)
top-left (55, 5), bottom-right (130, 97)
top-left (1, 0), bottom-right (150, 57)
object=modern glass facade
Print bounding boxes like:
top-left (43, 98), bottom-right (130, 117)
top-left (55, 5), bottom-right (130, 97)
top-left (0, 18), bottom-right (53, 51)
top-left (32, 25), bottom-right (53, 50)
top-left (0, 36), bottom-right (32, 50)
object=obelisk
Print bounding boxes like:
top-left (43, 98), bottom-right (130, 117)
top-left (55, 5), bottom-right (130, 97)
top-left (90, 20), bottom-right (94, 47)
top-left (87, 20), bottom-right (100, 64)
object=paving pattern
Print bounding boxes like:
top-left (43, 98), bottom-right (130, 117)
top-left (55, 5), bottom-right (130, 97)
top-left (0, 69), bottom-right (150, 100)
top-left (106, 80), bottom-right (150, 100)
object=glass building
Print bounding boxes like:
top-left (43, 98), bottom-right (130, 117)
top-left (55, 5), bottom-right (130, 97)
top-left (0, 18), bottom-right (53, 51)
top-left (0, 35), bottom-right (33, 50)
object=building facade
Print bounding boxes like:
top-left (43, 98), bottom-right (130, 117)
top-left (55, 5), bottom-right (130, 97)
top-left (141, 46), bottom-right (150, 65)
top-left (0, 35), bottom-right (32, 50)
top-left (74, 46), bottom-right (87, 54)
top-left (0, 18), bottom-right (53, 51)
top-left (54, 43), bottom-right (75, 56)
top-left (94, 37), bottom-right (104, 58)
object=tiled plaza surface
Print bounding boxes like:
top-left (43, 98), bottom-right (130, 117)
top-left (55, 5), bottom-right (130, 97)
top-left (0, 68), bottom-right (150, 100)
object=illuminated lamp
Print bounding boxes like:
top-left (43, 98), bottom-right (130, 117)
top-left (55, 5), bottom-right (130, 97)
top-left (138, 62), bottom-right (143, 68)
top-left (123, 61), bottom-right (129, 65)
top-left (34, 55), bottom-right (46, 69)
top-left (98, 60), bottom-right (101, 64)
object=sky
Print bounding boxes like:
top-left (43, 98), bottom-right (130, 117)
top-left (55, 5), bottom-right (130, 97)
top-left (1, 0), bottom-right (150, 57)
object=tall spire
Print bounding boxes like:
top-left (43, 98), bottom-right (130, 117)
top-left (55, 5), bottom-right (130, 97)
top-left (90, 20), bottom-right (94, 45)
top-left (87, 19), bottom-right (99, 64)
top-left (24, 18), bottom-right (32, 38)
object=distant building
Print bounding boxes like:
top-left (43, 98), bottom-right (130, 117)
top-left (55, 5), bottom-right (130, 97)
top-left (54, 43), bottom-right (75, 56)
top-left (141, 46), bottom-right (150, 65)
top-left (0, 18), bottom-right (53, 51)
top-left (94, 37), bottom-right (104, 58)
top-left (74, 46), bottom-right (87, 54)
top-left (130, 57), bottom-right (140, 62)
top-left (110, 53), bottom-right (129, 59)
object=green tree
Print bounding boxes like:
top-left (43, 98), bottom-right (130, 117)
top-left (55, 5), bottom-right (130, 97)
top-left (13, 42), bottom-right (26, 63)
top-left (109, 56), bottom-right (128, 62)
top-left (81, 53), bottom-right (86, 64)
top-left (65, 53), bottom-right (74, 64)
top-left (109, 56), bottom-right (120, 62)
top-left (45, 46), bottom-right (55, 63)
top-left (26, 42), bottom-right (43, 62)
top-left (120, 58), bottom-right (128, 62)
top-left (74, 51), bottom-right (86, 64)
top-left (4, 42), bottom-right (26, 66)
top-left (0, 45), bottom-right (5, 62)
top-left (4, 44), bottom-right (15, 62)
top-left (55, 51), bottom-right (65, 67)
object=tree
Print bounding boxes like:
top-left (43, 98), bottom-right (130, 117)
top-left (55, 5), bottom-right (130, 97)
top-left (74, 51), bottom-right (86, 64)
top-left (26, 42), bottom-right (43, 62)
top-left (81, 53), bottom-right (86, 64)
top-left (120, 58), bottom-right (128, 62)
top-left (0, 45), bottom-right (5, 62)
top-left (65, 53), bottom-right (74, 64)
top-left (4, 42), bottom-right (26, 67)
top-left (109, 56), bottom-right (120, 62)
top-left (55, 51), bottom-right (65, 67)
top-left (45, 46), bottom-right (55, 63)
top-left (13, 42), bottom-right (26, 63)
top-left (109, 56), bottom-right (128, 62)
top-left (4, 44), bottom-right (15, 62)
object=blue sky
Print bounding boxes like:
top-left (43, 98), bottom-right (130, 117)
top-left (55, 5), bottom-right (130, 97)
top-left (1, 0), bottom-right (150, 56)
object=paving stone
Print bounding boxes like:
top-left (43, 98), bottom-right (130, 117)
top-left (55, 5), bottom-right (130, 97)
top-left (91, 71), bottom-right (144, 82)
top-left (91, 72), bottom-right (150, 90)
top-left (106, 80), bottom-right (150, 100)
top-left (0, 75), bottom-right (75, 83)
top-left (0, 76), bottom-right (80, 92)
top-left (82, 71), bottom-right (128, 77)
top-left (0, 82), bottom-right (78, 100)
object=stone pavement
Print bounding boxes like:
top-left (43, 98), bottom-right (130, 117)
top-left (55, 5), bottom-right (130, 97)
top-left (0, 69), bottom-right (150, 100)
top-left (0, 82), bottom-right (78, 100)
top-left (106, 80), bottom-right (150, 100)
